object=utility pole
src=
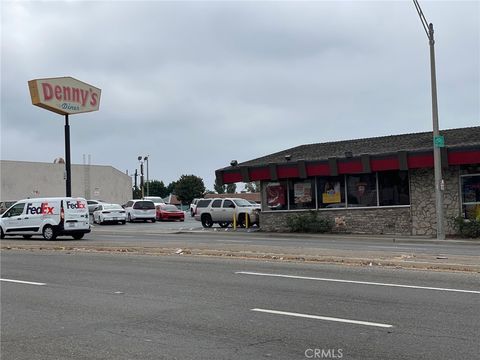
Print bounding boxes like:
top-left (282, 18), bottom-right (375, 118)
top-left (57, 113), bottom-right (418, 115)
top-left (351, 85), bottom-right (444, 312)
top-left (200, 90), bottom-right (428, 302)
top-left (413, 0), bottom-right (445, 239)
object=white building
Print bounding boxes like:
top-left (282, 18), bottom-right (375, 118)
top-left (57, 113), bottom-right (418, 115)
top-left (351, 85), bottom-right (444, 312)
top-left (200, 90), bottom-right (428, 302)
top-left (0, 160), bottom-right (131, 204)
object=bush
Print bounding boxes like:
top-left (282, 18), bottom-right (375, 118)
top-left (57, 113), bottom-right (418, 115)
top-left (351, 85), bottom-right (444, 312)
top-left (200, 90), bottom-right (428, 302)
top-left (286, 211), bottom-right (333, 233)
top-left (452, 216), bottom-right (480, 238)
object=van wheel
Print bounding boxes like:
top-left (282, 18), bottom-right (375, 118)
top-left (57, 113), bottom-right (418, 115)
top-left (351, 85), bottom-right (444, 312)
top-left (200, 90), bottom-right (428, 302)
top-left (42, 225), bottom-right (57, 240)
top-left (201, 214), bottom-right (213, 228)
top-left (72, 234), bottom-right (84, 240)
top-left (22, 235), bottom-right (33, 239)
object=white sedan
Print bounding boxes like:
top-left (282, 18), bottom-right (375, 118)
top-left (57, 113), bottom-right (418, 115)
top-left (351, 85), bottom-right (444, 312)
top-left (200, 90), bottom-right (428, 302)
top-left (93, 203), bottom-right (127, 225)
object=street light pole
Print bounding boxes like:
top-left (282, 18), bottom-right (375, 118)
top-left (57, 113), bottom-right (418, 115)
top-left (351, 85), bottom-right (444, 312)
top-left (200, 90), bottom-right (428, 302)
top-left (144, 156), bottom-right (149, 196)
top-left (138, 156), bottom-right (144, 199)
top-left (413, 0), bottom-right (445, 240)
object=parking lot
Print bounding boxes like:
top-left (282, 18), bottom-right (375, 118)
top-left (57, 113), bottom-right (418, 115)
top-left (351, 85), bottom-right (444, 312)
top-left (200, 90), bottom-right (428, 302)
top-left (90, 213), bottom-right (260, 233)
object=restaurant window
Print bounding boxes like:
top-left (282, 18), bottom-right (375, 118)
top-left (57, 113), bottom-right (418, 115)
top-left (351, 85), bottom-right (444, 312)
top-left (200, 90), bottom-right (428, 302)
top-left (347, 174), bottom-right (377, 207)
top-left (264, 181), bottom-right (288, 211)
top-left (289, 179), bottom-right (316, 210)
top-left (317, 176), bottom-right (346, 208)
top-left (378, 170), bottom-right (410, 206)
top-left (461, 174), bottom-right (480, 220)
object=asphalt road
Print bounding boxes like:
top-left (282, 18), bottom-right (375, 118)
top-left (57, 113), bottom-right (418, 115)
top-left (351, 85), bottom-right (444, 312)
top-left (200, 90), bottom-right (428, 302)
top-left (2, 251), bottom-right (479, 360)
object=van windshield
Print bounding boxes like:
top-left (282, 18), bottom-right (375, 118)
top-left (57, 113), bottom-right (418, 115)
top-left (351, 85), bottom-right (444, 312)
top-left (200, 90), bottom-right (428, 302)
top-left (133, 201), bottom-right (155, 210)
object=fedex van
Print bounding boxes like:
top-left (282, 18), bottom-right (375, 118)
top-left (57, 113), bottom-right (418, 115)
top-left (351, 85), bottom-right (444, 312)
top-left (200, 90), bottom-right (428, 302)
top-left (0, 197), bottom-right (91, 240)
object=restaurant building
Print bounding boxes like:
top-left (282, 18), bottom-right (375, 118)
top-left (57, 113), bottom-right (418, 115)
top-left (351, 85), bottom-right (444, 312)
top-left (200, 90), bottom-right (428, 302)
top-left (215, 127), bottom-right (480, 236)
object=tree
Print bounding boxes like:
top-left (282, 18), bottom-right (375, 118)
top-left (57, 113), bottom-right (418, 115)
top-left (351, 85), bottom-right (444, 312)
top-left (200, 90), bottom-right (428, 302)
top-left (146, 180), bottom-right (168, 198)
top-left (166, 181), bottom-right (177, 195)
top-left (214, 178), bottom-right (226, 194)
top-left (244, 181), bottom-right (260, 193)
top-left (226, 183), bottom-right (237, 194)
top-left (174, 175), bottom-right (206, 204)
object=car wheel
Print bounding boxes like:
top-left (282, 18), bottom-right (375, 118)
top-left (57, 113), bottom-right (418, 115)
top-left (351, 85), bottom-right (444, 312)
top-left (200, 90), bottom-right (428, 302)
top-left (219, 222), bottom-right (229, 228)
top-left (72, 234), bottom-right (84, 240)
top-left (201, 214), bottom-right (213, 228)
top-left (42, 225), bottom-right (57, 240)
top-left (22, 235), bottom-right (33, 239)
top-left (151, 218), bottom-right (156, 223)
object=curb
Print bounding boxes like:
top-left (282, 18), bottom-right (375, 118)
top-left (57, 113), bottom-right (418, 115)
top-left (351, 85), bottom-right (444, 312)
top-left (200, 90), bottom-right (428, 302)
top-left (2, 244), bottom-right (479, 273)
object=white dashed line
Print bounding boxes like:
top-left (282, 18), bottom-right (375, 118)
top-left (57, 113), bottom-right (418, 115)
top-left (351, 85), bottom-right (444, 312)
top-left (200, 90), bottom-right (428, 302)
top-left (0, 278), bottom-right (46, 286)
top-left (251, 308), bottom-right (393, 328)
top-left (236, 271), bottom-right (480, 294)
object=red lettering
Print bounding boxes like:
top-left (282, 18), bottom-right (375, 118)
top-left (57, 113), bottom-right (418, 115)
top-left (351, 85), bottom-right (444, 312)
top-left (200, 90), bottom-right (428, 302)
top-left (63, 86), bottom-right (71, 101)
top-left (54, 85), bottom-right (62, 100)
top-left (90, 93), bottom-right (98, 106)
top-left (72, 88), bottom-right (80, 103)
top-left (42, 83), bottom-right (53, 100)
top-left (80, 89), bottom-right (88, 106)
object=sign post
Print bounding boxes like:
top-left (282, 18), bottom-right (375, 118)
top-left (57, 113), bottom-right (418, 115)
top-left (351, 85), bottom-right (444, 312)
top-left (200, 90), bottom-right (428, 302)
top-left (28, 77), bottom-right (101, 197)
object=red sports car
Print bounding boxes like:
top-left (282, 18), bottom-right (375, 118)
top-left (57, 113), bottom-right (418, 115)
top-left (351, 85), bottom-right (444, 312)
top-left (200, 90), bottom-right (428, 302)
top-left (156, 204), bottom-right (185, 221)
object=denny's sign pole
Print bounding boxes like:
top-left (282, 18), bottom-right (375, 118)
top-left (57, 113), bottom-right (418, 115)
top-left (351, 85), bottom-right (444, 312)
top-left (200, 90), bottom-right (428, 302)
top-left (28, 77), bottom-right (101, 197)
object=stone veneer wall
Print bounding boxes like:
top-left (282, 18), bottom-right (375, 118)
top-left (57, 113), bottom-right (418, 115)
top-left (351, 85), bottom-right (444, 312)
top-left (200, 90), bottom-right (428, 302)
top-left (410, 168), bottom-right (461, 236)
top-left (259, 207), bottom-right (412, 235)
top-left (259, 167), bottom-right (462, 236)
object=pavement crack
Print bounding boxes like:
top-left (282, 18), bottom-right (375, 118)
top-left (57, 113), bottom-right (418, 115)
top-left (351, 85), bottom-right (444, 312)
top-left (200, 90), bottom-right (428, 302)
top-left (247, 338), bottom-right (283, 347)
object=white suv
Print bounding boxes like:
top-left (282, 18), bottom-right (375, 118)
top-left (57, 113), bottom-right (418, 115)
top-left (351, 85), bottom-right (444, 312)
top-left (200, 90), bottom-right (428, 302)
top-left (196, 198), bottom-right (259, 228)
top-left (123, 200), bottom-right (156, 223)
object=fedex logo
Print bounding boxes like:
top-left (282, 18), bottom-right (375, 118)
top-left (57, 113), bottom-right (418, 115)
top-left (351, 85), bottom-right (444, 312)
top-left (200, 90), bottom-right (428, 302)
top-left (26, 203), bottom-right (54, 215)
top-left (66, 201), bottom-right (86, 210)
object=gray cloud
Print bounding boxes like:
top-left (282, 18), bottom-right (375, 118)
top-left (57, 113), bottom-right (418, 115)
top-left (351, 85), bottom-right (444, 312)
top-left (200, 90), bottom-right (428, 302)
top-left (1, 0), bottom-right (478, 190)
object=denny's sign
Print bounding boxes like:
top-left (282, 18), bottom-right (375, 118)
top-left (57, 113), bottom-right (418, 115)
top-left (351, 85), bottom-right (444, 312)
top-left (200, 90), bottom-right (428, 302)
top-left (28, 76), bottom-right (101, 115)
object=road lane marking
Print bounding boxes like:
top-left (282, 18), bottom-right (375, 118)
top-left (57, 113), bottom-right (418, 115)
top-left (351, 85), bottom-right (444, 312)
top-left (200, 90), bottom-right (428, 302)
top-left (0, 278), bottom-right (46, 286)
top-left (236, 271), bottom-right (480, 294)
top-left (251, 308), bottom-right (393, 328)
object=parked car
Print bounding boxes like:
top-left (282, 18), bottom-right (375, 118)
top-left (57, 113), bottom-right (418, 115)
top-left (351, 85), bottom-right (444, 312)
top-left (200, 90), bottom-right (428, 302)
top-left (144, 196), bottom-right (166, 207)
top-left (124, 200), bottom-right (156, 223)
top-left (193, 199), bottom-right (213, 221)
top-left (190, 198), bottom-right (201, 217)
top-left (92, 203), bottom-right (126, 225)
top-left (87, 199), bottom-right (106, 214)
top-left (156, 204), bottom-right (185, 222)
top-left (247, 200), bottom-right (261, 209)
top-left (195, 198), bottom-right (260, 228)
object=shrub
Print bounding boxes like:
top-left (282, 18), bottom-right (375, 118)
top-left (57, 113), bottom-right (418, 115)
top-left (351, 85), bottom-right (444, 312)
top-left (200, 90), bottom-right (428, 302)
top-left (452, 216), bottom-right (480, 238)
top-left (286, 211), bottom-right (333, 233)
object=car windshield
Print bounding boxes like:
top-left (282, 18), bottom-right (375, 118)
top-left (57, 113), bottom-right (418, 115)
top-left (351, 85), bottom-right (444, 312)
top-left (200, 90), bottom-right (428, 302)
top-left (104, 204), bottom-right (122, 210)
top-left (133, 201), bottom-right (155, 210)
top-left (162, 205), bottom-right (179, 212)
top-left (233, 199), bottom-right (252, 207)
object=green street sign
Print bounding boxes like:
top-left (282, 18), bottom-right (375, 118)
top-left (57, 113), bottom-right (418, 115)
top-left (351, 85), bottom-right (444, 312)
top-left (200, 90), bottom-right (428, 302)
top-left (434, 135), bottom-right (445, 148)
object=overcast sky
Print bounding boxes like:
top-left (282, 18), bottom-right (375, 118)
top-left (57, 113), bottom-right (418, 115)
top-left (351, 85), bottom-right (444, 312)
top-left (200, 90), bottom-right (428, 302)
top-left (1, 0), bottom-right (478, 191)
